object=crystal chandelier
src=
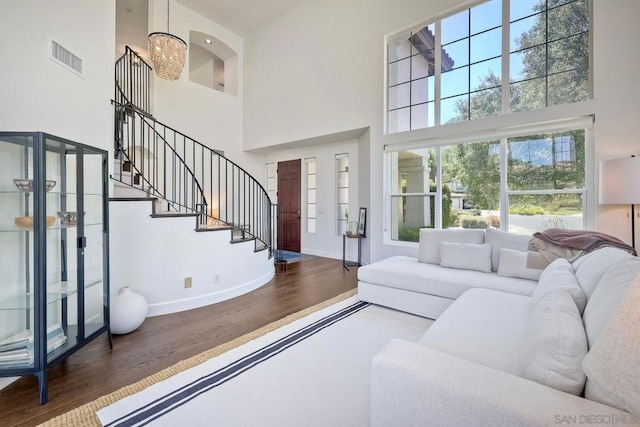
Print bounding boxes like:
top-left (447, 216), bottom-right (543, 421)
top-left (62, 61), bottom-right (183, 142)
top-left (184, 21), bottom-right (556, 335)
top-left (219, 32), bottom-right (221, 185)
top-left (148, 0), bottom-right (187, 81)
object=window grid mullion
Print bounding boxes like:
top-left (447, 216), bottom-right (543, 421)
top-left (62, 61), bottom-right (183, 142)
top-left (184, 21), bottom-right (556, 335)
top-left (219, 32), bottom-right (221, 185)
top-left (466, 8), bottom-right (471, 121)
top-left (502, 0), bottom-right (510, 114)
top-left (545, 0), bottom-right (550, 107)
top-left (435, 20), bottom-right (442, 126)
top-left (409, 31), bottom-right (413, 130)
top-left (500, 137), bottom-right (509, 230)
top-left (436, 146), bottom-right (443, 229)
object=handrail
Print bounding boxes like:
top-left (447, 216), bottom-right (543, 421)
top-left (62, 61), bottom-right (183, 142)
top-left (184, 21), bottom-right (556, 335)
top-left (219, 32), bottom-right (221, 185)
top-left (115, 46), bottom-right (152, 116)
top-left (113, 100), bottom-right (273, 251)
top-left (112, 46), bottom-right (273, 253)
top-left (112, 100), bottom-right (206, 216)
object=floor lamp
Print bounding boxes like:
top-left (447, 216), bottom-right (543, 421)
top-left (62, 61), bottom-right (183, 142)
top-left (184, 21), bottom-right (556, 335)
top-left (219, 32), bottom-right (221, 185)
top-left (599, 155), bottom-right (640, 249)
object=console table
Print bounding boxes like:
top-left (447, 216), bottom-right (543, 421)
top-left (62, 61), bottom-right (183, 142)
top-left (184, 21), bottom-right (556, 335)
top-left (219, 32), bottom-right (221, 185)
top-left (342, 233), bottom-right (363, 271)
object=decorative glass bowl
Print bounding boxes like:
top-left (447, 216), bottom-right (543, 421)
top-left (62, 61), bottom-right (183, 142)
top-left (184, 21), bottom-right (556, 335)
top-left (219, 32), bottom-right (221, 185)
top-left (57, 211), bottom-right (83, 226)
top-left (13, 179), bottom-right (57, 192)
top-left (14, 216), bottom-right (56, 230)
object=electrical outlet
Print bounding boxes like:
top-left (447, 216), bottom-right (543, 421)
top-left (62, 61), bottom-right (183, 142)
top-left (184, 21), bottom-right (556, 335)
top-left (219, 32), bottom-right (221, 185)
top-left (184, 277), bottom-right (192, 288)
top-left (213, 273), bottom-right (220, 284)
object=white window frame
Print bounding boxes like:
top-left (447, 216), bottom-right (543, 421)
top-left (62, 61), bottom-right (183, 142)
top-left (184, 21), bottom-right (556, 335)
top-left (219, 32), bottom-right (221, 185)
top-left (265, 162), bottom-right (276, 202)
top-left (305, 157), bottom-right (317, 234)
top-left (336, 153), bottom-right (349, 236)
top-left (383, 115), bottom-right (594, 246)
top-left (384, 0), bottom-right (592, 134)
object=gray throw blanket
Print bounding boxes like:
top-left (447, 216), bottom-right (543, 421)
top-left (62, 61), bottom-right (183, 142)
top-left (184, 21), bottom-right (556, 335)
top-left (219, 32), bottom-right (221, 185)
top-left (527, 229), bottom-right (637, 269)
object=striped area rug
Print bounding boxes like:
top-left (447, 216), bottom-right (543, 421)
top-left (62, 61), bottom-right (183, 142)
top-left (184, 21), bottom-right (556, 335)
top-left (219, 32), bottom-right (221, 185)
top-left (96, 297), bottom-right (432, 427)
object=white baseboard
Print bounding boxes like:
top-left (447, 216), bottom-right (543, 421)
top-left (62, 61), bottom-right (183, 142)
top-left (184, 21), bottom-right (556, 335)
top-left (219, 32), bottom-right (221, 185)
top-left (0, 377), bottom-right (18, 392)
top-left (146, 268), bottom-right (275, 317)
top-left (301, 248), bottom-right (341, 260)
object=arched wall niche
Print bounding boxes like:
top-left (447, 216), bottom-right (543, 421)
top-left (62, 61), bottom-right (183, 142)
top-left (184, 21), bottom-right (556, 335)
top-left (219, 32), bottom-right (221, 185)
top-left (189, 31), bottom-right (238, 96)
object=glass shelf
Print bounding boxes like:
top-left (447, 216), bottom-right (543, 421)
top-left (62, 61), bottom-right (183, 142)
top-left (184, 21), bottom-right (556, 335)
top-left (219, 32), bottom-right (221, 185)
top-left (0, 279), bottom-right (103, 310)
top-left (0, 324), bottom-right (82, 370)
top-left (0, 191), bottom-right (104, 196)
top-left (0, 222), bottom-right (103, 233)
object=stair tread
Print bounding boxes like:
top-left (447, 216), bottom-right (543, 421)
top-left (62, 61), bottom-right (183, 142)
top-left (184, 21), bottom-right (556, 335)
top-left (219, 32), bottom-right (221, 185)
top-left (254, 244), bottom-right (269, 253)
top-left (151, 213), bottom-right (199, 218)
top-left (110, 197), bottom-right (157, 202)
top-left (230, 237), bottom-right (256, 244)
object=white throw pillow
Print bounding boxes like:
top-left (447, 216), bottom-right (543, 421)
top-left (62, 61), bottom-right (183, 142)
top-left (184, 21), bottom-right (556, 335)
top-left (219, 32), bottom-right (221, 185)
top-left (484, 228), bottom-right (532, 272)
top-left (418, 228), bottom-right (485, 265)
top-left (439, 242), bottom-right (492, 273)
top-left (533, 258), bottom-right (586, 313)
top-left (497, 248), bottom-right (543, 281)
top-left (520, 290), bottom-right (588, 396)
top-left (582, 273), bottom-right (640, 418)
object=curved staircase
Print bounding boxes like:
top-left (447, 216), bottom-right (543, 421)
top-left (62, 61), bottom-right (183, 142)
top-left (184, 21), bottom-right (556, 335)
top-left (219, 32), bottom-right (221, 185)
top-left (109, 47), bottom-right (274, 316)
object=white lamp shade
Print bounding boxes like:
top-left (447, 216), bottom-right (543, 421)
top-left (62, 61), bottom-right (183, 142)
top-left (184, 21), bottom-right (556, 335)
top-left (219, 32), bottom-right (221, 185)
top-left (599, 157), bottom-right (640, 204)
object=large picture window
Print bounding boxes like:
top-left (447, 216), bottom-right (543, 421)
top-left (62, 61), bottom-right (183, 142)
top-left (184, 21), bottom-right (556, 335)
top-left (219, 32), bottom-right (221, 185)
top-left (386, 0), bottom-right (590, 133)
top-left (387, 121), bottom-right (590, 242)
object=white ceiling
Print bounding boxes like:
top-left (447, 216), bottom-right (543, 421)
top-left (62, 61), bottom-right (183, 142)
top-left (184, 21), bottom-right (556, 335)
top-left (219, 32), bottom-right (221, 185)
top-left (175, 0), bottom-right (307, 36)
top-left (116, 0), bottom-right (149, 59)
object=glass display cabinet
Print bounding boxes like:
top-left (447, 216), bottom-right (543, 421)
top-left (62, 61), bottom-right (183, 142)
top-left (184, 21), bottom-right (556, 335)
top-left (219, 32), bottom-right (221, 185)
top-left (0, 132), bottom-right (110, 404)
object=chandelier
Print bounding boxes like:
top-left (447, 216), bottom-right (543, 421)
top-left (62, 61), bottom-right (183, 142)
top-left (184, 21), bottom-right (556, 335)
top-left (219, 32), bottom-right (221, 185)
top-left (148, 0), bottom-right (187, 81)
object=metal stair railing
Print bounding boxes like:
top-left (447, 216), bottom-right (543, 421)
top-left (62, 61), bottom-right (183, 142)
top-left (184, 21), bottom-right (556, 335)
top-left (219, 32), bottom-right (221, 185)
top-left (112, 100), bottom-right (205, 217)
top-left (115, 46), bottom-right (152, 117)
top-left (113, 47), bottom-right (273, 254)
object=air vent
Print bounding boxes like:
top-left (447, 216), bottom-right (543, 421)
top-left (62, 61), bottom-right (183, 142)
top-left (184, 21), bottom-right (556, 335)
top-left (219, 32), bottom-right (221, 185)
top-left (50, 40), bottom-right (83, 77)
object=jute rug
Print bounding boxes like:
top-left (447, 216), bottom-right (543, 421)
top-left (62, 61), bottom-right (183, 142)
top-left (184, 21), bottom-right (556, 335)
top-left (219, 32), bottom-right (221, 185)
top-left (39, 289), bottom-right (358, 427)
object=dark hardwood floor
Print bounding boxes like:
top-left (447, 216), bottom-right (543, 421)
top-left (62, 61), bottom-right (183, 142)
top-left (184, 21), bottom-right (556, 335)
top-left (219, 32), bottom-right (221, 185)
top-left (0, 257), bottom-right (358, 427)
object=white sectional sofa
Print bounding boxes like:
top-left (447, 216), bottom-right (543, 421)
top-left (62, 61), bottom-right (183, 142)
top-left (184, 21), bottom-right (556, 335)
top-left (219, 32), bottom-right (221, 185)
top-left (358, 228), bottom-right (539, 319)
top-left (361, 229), bottom-right (640, 425)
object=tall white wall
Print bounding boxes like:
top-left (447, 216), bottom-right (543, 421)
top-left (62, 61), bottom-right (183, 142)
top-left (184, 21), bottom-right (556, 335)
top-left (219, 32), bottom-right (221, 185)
top-left (590, 0), bottom-right (640, 247)
top-left (0, 0), bottom-right (115, 155)
top-left (245, 0), bottom-right (640, 259)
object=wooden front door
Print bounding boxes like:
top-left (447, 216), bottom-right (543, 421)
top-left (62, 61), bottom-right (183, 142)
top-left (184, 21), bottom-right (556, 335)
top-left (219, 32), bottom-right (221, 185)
top-left (278, 159), bottom-right (301, 252)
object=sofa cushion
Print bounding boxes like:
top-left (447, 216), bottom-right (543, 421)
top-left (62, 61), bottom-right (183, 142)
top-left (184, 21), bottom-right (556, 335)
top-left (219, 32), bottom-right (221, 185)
top-left (582, 273), bottom-right (640, 418)
top-left (572, 247), bottom-right (636, 299)
top-left (533, 258), bottom-right (586, 313)
top-left (418, 229), bottom-right (484, 265)
top-left (497, 248), bottom-right (544, 281)
top-left (418, 288), bottom-right (531, 375)
top-left (357, 256), bottom-right (537, 300)
top-left (582, 257), bottom-right (640, 347)
top-left (520, 290), bottom-right (588, 396)
top-left (440, 242), bottom-right (492, 273)
top-left (485, 228), bottom-right (531, 272)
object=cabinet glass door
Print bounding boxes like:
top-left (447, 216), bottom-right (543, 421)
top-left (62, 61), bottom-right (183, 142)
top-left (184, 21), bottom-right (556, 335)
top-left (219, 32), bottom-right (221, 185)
top-left (45, 137), bottom-right (79, 362)
top-left (82, 147), bottom-right (107, 339)
top-left (0, 135), bottom-right (36, 369)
